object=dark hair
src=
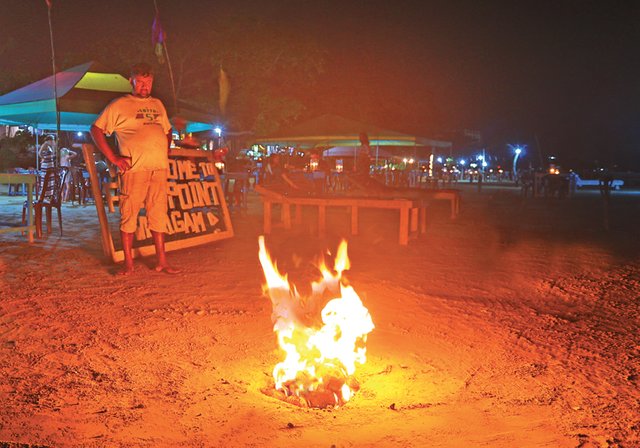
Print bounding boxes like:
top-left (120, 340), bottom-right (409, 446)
top-left (130, 62), bottom-right (153, 77)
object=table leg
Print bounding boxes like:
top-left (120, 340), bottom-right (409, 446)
top-left (410, 207), bottom-right (419, 232)
top-left (295, 205), bottom-right (302, 225)
top-left (419, 207), bottom-right (427, 234)
top-left (282, 203), bottom-right (292, 229)
top-left (399, 207), bottom-right (409, 245)
top-left (27, 183), bottom-right (34, 243)
top-left (351, 205), bottom-right (359, 235)
top-left (263, 200), bottom-right (272, 234)
top-left (318, 205), bottom-right (326, 237)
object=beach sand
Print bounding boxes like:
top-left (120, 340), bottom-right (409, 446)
top-left (0, 184), bottom-right (639, 447)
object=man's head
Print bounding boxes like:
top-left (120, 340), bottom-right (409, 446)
top-left (129, 63), bottom-right (154, 98)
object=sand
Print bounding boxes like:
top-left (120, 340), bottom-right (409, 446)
top-left (0, 184), bottom-right (639, 447)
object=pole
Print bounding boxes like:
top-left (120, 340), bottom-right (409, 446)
top-left (513, 149), bottom-right (521, 179)
top-left (153, 0), bottom-right (179, 115)
top-left (46, 2), bottom-right (60, 168)
top-left (35, 131), bottom-right (39, 170)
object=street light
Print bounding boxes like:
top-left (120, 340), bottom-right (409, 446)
top-left (510, 145), bottom-right (524, 178)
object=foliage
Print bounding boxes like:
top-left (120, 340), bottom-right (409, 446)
top-left (157, 15), bottom-right (327, 134)
top-left (0, 130), bottom-right (36, 171)
top-left (47, 16), bottom-right (326, 135)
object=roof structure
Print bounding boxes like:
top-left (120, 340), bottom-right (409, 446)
top-left (0, 62), bottom-right (214, 133)
top-left (253, 114), bottom-right (451, 149)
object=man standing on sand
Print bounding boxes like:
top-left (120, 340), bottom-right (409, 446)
top-left (90, 62), bottom-right (178, 275)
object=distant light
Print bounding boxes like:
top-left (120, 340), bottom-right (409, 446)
top-left (408, 158), bottom-right (414, 164)
top-left (436, 157), bottom-right (443, 163)
top-left (482, 161), bottom-right (488, 167)
top-left (477, 155), bottom-right (484, 161)
top-left (403, 158), bottom-right (408, 163)
top-left (460, 159), bottom-right (466, 165)
top-left (76, 131), bottom-right (83, 137)
top-left (214, 127), bottom-right (222, 137)
top-left (515, 147), bottom-right (522, 155)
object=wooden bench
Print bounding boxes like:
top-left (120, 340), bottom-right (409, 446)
top-left (255, 185), bottom-right (427, 245)
top-left (345, 175), bottom-right (461, 219)
top-left (422, 189), bottom-right (460, 219)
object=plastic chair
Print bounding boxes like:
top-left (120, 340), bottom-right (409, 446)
top-left (22, 167), bottom-right (68, 237)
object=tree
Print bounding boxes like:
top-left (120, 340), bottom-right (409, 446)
top-left (0, 131), bottom-right (36, 170)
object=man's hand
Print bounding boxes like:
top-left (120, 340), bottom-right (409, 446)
top-left (112, 155), bottom-right (131, 173)
top-left (90, 124), bottom-right (131, 173)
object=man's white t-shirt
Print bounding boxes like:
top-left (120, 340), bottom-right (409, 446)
top-left (93, 95), bottom-right (172, 172)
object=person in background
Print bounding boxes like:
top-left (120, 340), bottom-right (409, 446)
top-left (90, 62), bottom-right (179, 276)
top-left (38, 134), bottom-right (56, 200)
top-left (59, 147), bottom-right (77, 202)
top-left (261, 153), bottom-right (299, 192)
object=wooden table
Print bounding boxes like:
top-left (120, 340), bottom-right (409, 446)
top-left (0, 173), bottom-right (37, 242)
top-left (256, 186), bottom-right (427, 245)
top-left (344, 175), bottom-right (461, 219)
top-left (422, 189), bottom-right (460, 219)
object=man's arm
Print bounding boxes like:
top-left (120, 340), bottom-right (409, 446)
top-left (90, 124), bottom-right (130, 172)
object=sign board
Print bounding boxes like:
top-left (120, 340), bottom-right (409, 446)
top-left (82, 144), bottom-right (233, 262)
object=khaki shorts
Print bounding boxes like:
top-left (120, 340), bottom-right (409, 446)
top-left (119, 170), bottom-right (168, 234)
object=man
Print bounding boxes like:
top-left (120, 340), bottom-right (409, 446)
top-left (90, 62), bottom-right (178, 275)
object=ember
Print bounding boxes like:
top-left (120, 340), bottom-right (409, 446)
top-left (258, 236), bottom-right (374, 408)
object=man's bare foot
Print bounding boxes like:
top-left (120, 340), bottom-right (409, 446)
top-left (154, 264), bottom-right (181, 274)
top-left (116, 263), bottom-right (134, 276)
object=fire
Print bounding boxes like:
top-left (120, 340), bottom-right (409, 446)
top-left (258, 236), bottom-right (374, 408)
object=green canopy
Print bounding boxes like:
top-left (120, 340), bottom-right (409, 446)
top-left (0, 61), bottom-right (215, 133)
top-left (253, 114), bottom-right (452, 150)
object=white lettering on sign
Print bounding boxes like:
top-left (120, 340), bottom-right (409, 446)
top-left (135, 157), bottom-right (224, 242)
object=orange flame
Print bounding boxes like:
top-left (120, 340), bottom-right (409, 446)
top-left (258, 236), bottom-right (374, 408)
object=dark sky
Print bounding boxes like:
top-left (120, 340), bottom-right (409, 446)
top-left (2, 0), bottom-right (639, 168)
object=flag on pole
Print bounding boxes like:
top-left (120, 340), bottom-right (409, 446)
top-left (44, 0), bottom-right (52, 8)
top-left (219, 67), bottom-right (230, 115)
top-left (151, 12), bottom-right (166, 64)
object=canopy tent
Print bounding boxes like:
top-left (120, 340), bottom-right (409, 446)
top-left (253, 114), bottom-right (452, 150)
top-left (0, 61), bottom-right (215, 133)
top-left (322, 146), bottom-right (418, 160)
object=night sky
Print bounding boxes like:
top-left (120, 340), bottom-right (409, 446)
top-left (1, 0), bottom-right (639, 169)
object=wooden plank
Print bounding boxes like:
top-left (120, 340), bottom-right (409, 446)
top-left (419, 207), bottom-right (427, 233)
top-left (294, 204), bottom-right (302, 225)
top-left (263, 200), bottom-right (272, 234)
top-left (254, 186), bottom-right (423, 245)
top-left (282, 203), bottom-right (292, 229)
top-left (318, 205), bottom-right (326, 236)
top-left (82, 145), bottom-right (114, 257)
top-left (399, 206), bottom-right (410, 245)
top-left (410, 207), bottom-right (419, 233)
top-left (430, 190), bottom-right (460, 218)
top-left (351, 205), bottom-right (358, 235)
